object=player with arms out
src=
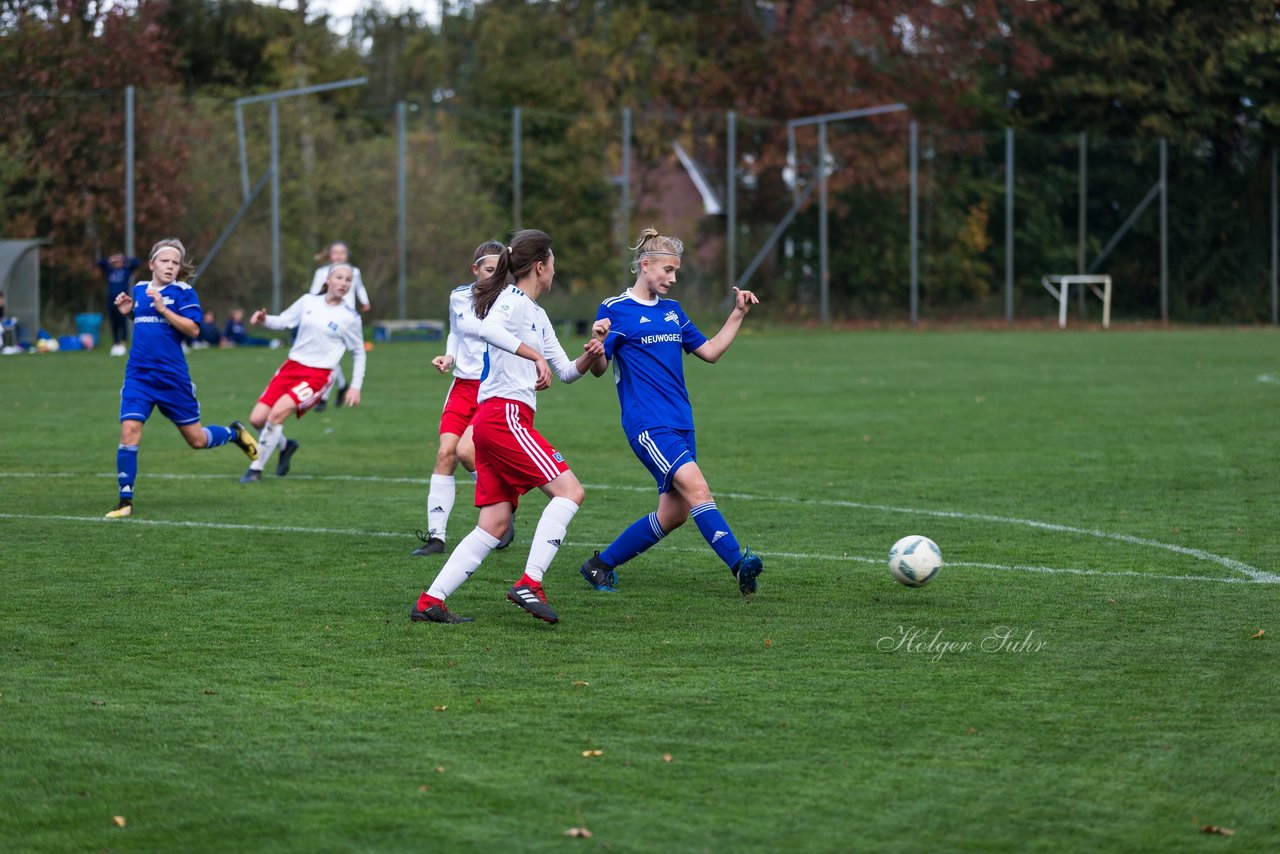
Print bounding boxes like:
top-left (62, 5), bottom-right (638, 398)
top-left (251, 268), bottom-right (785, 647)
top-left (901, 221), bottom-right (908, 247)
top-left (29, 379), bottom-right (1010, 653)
top-left (106, 238), bottom-right (258, 518)
top-left (413, 241), bottom-right (514, 557)
top-left (238, 263), bottom-right (367, 483)
top-left (410, 229), bottom-right (608, 625)
top-left (580, 227), bottom-right (764, 595)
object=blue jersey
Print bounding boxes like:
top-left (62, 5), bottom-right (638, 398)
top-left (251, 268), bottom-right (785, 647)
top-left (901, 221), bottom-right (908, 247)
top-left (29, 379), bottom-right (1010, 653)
top-left (596, 290), bottom-right (708, 438)
top-left (125, 281), bottom-right (202, 382)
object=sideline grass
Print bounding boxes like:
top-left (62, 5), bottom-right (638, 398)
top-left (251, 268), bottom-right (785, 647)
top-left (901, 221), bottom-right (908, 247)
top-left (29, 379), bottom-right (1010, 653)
top-left (1, 328), bottom-right (1278, 851)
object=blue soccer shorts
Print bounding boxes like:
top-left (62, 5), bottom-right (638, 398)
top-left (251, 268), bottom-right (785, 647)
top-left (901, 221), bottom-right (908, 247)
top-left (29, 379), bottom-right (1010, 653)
top-left (120, 375), bottom-right (201, 425)
top-left (629, 427), bottom-right (697, 494)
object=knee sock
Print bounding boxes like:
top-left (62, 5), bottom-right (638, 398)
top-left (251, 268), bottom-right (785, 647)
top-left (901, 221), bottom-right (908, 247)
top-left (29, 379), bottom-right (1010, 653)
top-left (600, 512), bottom-right (666, 569)
top-left (690, 502), bottom-right (743, 571)
top-left (422, 527), bottom-right (501, 604)
top-left (251, 422), bottom-right (283, 472)
top-left (520, 497), bottom-right (579, 584)
top-left (117, 444), bottom-right (138, 500)
top-left (202, 425), bottom-right (232, 448)
top-left (427, 474), bottom-right (456, 541)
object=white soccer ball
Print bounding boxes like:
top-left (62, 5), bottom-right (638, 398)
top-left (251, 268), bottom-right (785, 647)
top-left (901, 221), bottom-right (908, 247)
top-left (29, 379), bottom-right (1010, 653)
top-left (888, 535), bottom-right (943, 587)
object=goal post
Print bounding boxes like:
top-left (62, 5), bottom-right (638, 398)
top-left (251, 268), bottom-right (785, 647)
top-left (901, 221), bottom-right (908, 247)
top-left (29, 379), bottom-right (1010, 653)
top-left (1040, 274), bottom-right (1112, 329)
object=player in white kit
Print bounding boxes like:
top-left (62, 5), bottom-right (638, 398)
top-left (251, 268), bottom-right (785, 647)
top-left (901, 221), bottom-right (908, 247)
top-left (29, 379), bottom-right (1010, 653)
top-left (239, 263), bottom-right (367, 482)
top-left (413, 241), bottom-right (514, 556)
top-left (410, 229), bottom-right (608, 625)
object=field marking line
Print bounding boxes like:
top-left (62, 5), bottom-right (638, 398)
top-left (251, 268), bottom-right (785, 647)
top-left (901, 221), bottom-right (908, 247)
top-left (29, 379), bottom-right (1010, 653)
top-left (1, 470), bottom-right (1275, 584)
top-left (0, 511), bottom-right (1267, 586)
top-left (1259, 373), bottom-right (1280, 385)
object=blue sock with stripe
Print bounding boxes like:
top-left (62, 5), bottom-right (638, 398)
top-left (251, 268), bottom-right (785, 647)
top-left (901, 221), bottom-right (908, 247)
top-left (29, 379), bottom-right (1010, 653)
top-left (202, 425), bottom-right (232, 448)
top-left (690, 502), bottom-right (743, 570)
top-left (117, 444), bottom-right (138, 500)
top-left (600, 512), bottom-right (666, 568)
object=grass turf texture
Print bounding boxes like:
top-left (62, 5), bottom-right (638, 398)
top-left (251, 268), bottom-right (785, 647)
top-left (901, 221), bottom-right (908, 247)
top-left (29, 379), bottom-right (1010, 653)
top-left (1, 328), bottom-right (1277, 851)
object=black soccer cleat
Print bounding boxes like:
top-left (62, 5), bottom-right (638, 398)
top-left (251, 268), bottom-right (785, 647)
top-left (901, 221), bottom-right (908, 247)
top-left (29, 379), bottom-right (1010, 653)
top-left (410, 603), bottom-right (474, 623)
top-left (507, 583), bottom-right (559, 624)
top-left (229, 420), bottom-right (259, 461)
top-left (579, 551), bottom-right (618, 592)
top-left (412, 529), bottom-right (445, 557)
top-left (239, 468), bottom-right (262, 484)
top-left (732, 549), bottom-right (764, 595)
top-left (495, 516), bottom-right (516, 550)
top-left (104, 498), bottom-right (133, 519)
top-left (335, 384), bottom-right (349, 408)
top-left (276, 439), bottom-right (300, 477)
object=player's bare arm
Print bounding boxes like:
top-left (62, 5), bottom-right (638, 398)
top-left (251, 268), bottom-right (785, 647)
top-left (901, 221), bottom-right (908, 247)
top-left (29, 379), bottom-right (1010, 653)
top-left (694, 287), bottom-right (760, 364)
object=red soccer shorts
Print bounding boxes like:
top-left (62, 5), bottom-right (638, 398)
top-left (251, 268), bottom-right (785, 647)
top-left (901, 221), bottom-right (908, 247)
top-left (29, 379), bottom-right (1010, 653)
top-left (259, 359), bottom-right (336, 418)
top-left (439, 377), bottom-right (481, 436)
top-left (471, 397), bottom-right (569, 509)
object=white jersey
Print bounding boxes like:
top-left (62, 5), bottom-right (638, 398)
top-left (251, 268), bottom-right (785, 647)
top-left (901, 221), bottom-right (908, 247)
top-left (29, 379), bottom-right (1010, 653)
top-left (477, 285), bottom-right (582, 410)
top-left (309, 264), bottom-right (370, 312)
top-left (445, 283), bottom-right (486, 380)
top-left (265, 293), bottom-right (367, 389)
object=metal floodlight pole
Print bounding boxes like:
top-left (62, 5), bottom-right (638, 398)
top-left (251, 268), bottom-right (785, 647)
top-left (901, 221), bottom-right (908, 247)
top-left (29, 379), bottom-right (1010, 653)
top-left (236, 105), bottom-right (250, 201)
top-left (270, 101), bottom-right (281, 312)
top-left (818, 122), bottom-right (829, 326)
top-left (397, 101), bottom-right (408, 320)
top-left (1078, 131), bottom-right (1088, 317)
top-left (909, 121), bottom-right (919, 326)
top-left (1005, 128), bottom-right (1014, 325)
top-left (621, 107), bottom-right (632, 246)
top-left (1272, 146), bottom-right (1278, 325)
top-left (1160, 137), bottom-right (1168, 324)
top-left (512, 107), bottom-right (522, 230)
top-left (727, 110), bottom-right (737, 296)
top-left (124, 86), bottom-right (135, 259)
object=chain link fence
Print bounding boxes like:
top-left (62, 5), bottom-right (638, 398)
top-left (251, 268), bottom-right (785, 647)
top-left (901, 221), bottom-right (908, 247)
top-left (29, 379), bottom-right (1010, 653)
top-left (5, 89), bottom-right (1277, 336)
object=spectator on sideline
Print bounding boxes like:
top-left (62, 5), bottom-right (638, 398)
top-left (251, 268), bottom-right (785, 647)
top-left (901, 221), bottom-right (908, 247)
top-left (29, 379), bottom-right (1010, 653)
top-left (225, 307), bottom-right (275, 348)
top-left (105, 238), bottom-right (258, 519)
top-left (578, 226), bottom-right (764, 596)
top-left (412, 239), bottom-right (515, 558)
top-left (191, 309), bottom-right (224, 349)
top-left (238, 263), bottom-right (366, 483)
top-left (410, 229), bottom-right (609, 625)
top-left (98, 251), bottom-right (140, 356)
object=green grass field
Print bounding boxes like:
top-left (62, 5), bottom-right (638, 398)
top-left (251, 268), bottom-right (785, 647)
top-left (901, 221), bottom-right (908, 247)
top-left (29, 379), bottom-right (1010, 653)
top-left (2, 327), bottom-right (1278, 851)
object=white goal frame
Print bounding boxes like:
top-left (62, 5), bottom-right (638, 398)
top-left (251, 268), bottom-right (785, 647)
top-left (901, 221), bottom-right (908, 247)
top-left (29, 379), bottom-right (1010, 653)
top-left (1040, 274), bottom-right (1112, 329)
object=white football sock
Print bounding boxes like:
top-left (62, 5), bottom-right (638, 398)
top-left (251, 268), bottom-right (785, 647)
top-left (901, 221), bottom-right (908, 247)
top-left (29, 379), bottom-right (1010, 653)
top-left (427, 527), bottom-right (500, 601)
top-left (522, 496), bottom-right (579, 583)
top-left (251, 422), bottom-right (283, 472)
top-left (427, 474), bottom-right (456, 541)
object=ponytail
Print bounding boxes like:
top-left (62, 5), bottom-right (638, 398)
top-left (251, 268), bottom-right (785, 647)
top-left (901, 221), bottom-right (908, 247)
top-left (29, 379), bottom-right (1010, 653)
top-left (630, 226), bottom-right (684, 274)
top-left (472, 229), bottom-right (552, 319)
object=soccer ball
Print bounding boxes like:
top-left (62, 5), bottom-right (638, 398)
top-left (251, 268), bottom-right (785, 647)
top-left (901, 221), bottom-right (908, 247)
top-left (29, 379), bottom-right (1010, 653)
top-left (888, 535), bottom-right (943, 587)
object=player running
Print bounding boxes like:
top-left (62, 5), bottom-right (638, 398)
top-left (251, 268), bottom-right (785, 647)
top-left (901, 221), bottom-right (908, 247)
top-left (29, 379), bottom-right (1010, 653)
top-left (412, 240), bottom-right (515, 557)
top-left (105, 238), bottom-right (258, 518)
top-left (410, 229), bottom-right (608, 625)
top-left (579, 226), bottom-right (764, 595)
top-left (238, 263), bottom-right (366, 483)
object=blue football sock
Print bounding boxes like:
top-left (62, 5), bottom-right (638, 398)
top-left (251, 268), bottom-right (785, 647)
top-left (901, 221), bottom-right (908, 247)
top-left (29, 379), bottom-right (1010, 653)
top-left (117, 444), bottom-right (138, 500)
top-left (600, 512), bottom-right (666, 568)
top-left (690, 502), bottom-right (743, 570)
top-left (203, 425), bottom-right (232, 448)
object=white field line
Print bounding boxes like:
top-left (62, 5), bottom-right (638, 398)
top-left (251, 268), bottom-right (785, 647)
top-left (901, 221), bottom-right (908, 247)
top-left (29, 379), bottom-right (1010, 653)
top-left (1258, 374), bottom-right (1280, 385)
top-left (1, 471), bottom-right (1276, 585)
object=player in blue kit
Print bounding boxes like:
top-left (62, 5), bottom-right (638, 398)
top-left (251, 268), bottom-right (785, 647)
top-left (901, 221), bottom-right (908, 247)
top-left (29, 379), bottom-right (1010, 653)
top-left (104, 238), bottom-right (258, 518)
top-left (580, 227), bottom-right (764, 595)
